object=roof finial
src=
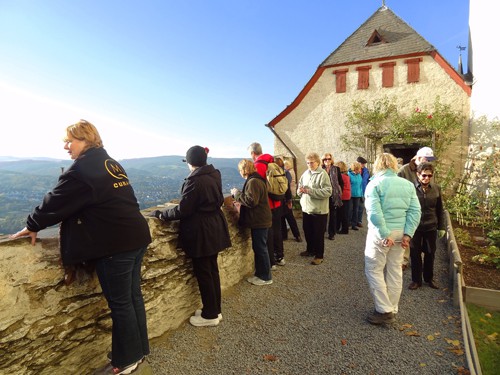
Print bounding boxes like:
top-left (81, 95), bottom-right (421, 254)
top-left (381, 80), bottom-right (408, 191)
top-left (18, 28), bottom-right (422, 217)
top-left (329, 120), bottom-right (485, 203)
top-left (381, 0), bottom-right (387, 10)
top-left (457, 45), bottom-right (466, 75)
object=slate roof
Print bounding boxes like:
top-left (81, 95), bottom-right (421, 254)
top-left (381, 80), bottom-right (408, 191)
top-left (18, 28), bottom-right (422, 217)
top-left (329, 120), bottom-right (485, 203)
top-left (320, 6), bottom-right (436, 67)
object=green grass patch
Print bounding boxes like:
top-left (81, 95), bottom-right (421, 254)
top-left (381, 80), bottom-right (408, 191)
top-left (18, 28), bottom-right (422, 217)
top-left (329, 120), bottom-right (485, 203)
top-left (466, 303), bottom-right (500, 375)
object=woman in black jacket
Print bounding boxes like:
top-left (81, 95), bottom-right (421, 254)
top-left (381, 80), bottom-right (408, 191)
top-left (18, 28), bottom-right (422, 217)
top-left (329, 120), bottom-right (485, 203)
top-left (10, 120), bottom-right (151, 375)
top-left (408, 163), bottom-right (445, 290)
top-left (151, 146), bottom-right (231, 327)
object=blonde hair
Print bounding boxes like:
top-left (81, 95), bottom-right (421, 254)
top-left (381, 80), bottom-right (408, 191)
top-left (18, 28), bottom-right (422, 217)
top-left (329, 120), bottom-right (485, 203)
top-left (336, 161), bottom-right (348, 173)
top-left (305, 152), bottom-right (321, 164)
top-left (373, 153), bottom-right (398, 173)
top-left (238, 159), bottom-right (256, 178)
top-left (350, 161), bottom-right (361, 172)
top-left (64, 119), bottom-right (103, 149)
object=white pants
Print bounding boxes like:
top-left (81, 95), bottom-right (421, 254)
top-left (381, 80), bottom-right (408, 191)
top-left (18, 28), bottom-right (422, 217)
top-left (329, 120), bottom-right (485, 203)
top-left (364, 229), bottom-right (404, 314)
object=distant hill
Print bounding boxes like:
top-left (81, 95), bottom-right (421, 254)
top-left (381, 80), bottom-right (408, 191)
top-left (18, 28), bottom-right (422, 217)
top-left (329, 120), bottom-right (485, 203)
top-left (0, 155), bottom-right (247, 235)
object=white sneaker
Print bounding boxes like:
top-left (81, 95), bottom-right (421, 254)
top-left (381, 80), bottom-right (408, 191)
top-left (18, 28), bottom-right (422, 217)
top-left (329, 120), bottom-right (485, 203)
top-left (276, 258), bottom-right (286, 266)
top-left (271, 265), bottom-right (278, 271)
top-left (247, 276), bottom-right (273, 286)
top-left (194, 309), bottom-right (222, 321)
top-left (189, 315), bottom-right (220, 327)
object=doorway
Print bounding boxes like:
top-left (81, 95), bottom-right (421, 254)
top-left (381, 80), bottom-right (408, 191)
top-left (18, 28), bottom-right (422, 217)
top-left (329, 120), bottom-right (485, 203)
top-left (383, 143), bottom-right (421, 164)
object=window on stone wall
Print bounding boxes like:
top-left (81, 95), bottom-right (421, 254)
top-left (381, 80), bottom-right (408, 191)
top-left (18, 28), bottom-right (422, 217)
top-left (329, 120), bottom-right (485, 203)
top-left (356, 66), bottom-right (371, 89)
top-left (405, 58), bottom-right (423, 83)
top-left (333, 69), bottom-right (348, 93)
top-left (380, 62), bottom-right (396, 87)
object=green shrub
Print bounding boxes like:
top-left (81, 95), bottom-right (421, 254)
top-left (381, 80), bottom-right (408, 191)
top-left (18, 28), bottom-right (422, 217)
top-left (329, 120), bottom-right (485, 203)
top-left (472, 246), bottom-right (500, 269)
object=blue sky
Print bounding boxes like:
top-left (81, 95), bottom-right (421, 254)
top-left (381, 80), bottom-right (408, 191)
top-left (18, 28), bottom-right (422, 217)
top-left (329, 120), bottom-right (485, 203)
top-left (0, 0), bottom-right (469, 160)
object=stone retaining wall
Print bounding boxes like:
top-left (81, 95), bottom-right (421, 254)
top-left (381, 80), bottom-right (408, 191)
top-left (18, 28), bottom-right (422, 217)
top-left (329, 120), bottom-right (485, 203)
top-left (0, 201), bottom-right (252, 374)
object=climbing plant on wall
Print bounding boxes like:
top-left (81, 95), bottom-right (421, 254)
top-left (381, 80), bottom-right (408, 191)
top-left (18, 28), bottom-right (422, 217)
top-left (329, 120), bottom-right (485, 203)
top-left (341, 96), bottom-right (465, 158)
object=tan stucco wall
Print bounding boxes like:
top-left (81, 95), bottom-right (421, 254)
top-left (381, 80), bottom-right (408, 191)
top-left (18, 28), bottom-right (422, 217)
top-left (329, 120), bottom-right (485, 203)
top-left (273, 55), bottom-right (470, 179)
top-left (0, 202), bottom-right (253, 375)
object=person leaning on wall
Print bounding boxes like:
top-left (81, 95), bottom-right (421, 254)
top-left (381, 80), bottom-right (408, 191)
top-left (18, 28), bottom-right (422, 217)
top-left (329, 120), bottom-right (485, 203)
top-left (150, 145), bottom-right (231, 327)
top-left (10, 119), bottom-right (151, 375)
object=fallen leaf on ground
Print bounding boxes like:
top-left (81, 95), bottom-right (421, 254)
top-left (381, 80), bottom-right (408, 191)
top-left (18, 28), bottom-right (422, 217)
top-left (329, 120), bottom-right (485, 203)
top-left (445, 338), bottom-right (461, 347)
top-left (485, 313), bottom-right (492, 318)
top-left (405, 331), bottom-right (420, 337)
top-left (399, 323), bottom-right (412, 330)
top-left (420, 363), bottom-right (427, 367)
top-left (341, 339), bottom-right (348, 345)
top-left (427, 335), bottom-right (435, 341)
top-left (449, 348), bottom-right (464, 356)
top-left (486, 332), bottom-right (498, 342)
top-left (263, 354), bottom-right (278, 361)
top-left (434, 351), bottom-right (444, 357)
top-left (456, 366), bottom-right (471, 374)
top-left (438, 299), bottom-right (447, 303)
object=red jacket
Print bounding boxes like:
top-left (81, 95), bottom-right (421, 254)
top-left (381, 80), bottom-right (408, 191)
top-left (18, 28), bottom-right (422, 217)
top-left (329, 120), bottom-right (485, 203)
top-left (340, 173), bottom-right (351, 200)
top-left (254, 153), bottom-right (281, 209)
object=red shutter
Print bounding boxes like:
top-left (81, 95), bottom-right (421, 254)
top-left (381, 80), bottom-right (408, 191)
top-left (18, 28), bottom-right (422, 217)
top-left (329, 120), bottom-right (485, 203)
top-left (380, 62), bottom-right (396, 87)
top-left (333, 69), bottom-right (348, 93)
top-left (356, 66), bottom-right (371, 89)
top-left (405, 58), bottom-right (423, 83)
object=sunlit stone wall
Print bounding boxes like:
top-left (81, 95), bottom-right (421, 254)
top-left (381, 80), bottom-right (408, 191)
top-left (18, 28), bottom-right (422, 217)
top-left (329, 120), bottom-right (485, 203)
top-left (0, 200), bottom-right (252, 375)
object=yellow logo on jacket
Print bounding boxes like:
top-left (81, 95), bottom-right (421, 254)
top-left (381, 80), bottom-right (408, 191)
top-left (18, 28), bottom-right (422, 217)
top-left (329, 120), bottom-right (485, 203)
top-left (105, 159), bottom-right (130, 188)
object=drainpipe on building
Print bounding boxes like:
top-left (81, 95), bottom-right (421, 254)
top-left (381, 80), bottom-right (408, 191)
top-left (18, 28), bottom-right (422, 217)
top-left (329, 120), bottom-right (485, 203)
top-left (264, 123), bottom-right (297, 160)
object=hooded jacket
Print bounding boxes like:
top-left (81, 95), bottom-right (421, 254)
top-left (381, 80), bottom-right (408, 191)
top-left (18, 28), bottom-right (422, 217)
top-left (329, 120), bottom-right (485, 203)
top-left (254, 153), bottom-right (282, 209)
top-left (26, 147), bottom-right (151, 265)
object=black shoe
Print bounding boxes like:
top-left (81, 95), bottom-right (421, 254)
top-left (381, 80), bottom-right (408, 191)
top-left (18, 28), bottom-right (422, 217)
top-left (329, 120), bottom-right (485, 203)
top-left (351, 226), bottom-right (359, 231)
top-left (295, 236), bottom-right (303, 243)
top-left (300, 251), bottom-right (314, 257)
top-left (328, 235), bottom-right (335, 240)
top-left (427, 281), bottom-right (439, 289)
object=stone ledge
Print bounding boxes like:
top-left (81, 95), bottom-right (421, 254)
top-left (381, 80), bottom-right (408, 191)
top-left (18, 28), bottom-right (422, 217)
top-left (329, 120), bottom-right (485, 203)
top-left (0, 204), bottom-right (252, 374)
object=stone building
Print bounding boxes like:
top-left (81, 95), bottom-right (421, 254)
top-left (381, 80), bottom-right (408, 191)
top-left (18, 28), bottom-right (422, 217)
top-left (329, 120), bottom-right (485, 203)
top-left (267, 5), bottom-right (471, 179)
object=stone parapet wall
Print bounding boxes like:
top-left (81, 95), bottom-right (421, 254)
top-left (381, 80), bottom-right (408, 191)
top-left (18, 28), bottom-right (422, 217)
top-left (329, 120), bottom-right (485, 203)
top-left (0, 201), bottom-right (252, 375)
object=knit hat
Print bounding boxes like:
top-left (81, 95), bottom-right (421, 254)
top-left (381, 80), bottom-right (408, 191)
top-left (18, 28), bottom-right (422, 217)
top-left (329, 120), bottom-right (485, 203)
top-left (184, 146), bottom-right (208, 166)
top-left (416, 147), bottom-right (436, 161)
top-left (356, 156), bottom-right (368, 164)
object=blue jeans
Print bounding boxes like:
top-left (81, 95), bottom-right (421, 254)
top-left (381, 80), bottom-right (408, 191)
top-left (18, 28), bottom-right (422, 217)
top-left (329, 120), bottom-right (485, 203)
top-left (251, 228), bottom-right (272, 281)
top-left (95, 246), bottom-right (149, 368)
top-left (357, 197), bottom-right (365, 224)
top-left (350, 197), bottom-right (361, 228)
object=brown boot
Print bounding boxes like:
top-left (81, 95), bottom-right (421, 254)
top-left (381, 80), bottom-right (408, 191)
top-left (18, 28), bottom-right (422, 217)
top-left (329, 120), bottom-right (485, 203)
top-left (367, 311), bottom-right (395, 325)
top-left (408, 282), bottom-right (421, 290)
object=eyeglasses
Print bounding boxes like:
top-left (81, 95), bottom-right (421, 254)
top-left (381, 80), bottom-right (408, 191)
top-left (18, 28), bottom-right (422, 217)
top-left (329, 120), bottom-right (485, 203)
top-left (322, 158), bottom-right (331, 161)
top-left (420, 174), bottom-right (433, 178)
top-left (306, 161), bottom-right (318, 165)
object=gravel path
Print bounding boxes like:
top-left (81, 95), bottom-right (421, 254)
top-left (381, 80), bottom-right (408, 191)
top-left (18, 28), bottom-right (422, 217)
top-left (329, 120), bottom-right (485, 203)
top-left (146, 220), bottom-right (467, 374)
